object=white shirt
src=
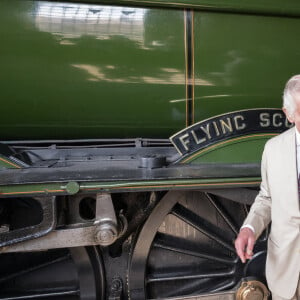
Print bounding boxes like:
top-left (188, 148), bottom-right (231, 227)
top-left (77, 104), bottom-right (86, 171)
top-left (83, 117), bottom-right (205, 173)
top-left (296, 127), bottom-right (300, 176)
top-left (243, 127), bottom-right (300, 233)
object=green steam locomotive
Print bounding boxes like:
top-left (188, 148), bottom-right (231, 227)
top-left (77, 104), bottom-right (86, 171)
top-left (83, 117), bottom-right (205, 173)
top-left (0, 0), bottom-right (299, 299)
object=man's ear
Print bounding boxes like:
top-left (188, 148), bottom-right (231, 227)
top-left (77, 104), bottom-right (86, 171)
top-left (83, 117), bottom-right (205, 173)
top-left (283, 107), bottom-right (295, 123)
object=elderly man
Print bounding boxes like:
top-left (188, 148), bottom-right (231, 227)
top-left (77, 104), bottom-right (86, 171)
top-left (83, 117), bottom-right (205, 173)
top-left (235, 74), bottom-right (300, 300)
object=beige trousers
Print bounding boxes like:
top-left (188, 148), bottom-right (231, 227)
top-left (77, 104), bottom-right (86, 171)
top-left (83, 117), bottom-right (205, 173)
top-left (272, 280), bottom-right (300, 300)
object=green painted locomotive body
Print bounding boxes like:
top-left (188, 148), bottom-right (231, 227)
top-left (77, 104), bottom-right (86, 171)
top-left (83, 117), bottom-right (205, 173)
top-left (1, 0), bottom-right (299, 140)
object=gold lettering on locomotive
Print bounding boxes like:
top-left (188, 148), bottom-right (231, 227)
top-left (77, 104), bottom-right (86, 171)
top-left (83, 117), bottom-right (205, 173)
top-left (200, 124), bottom-right (212, 140)
top-left (234, 115), bottom-right (246, 130)
top-left (285, 118), bottom-right (292, 128)
top-left (273, 113), bottom-right (283, 127)
top-left (212, 121), bottom-right (220, 136)
top-left (220, 118), bottom-right (233, 134)
top-left (259, 112), bottom-right (292, 128)
top-left (170, 109), bottom-right (291, 156)
top-left (179, 133), bottom-right (190, 151)
top-left (191, 130), bottom-right (206, 145)
top-left (259, 113), bottom-right (270, 127)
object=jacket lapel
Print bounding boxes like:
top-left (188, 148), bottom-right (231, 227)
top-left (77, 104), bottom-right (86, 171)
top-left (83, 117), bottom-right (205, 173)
top-left (282, 128), bottom-right (299, 214)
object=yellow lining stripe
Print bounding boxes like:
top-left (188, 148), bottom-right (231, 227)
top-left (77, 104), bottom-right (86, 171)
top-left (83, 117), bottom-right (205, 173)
top-left (191, 9), bottom-right (195, 124)
top-left (0, 189), bottom-right (64, 195)
top-left (82, 180), bottom-right (260, 191)
top-left (184, 9), bottom-right (189, 127)
top-left (0, 157), bottom-right (22, 169)
top-left (0, 180), bottom-right (260, 196)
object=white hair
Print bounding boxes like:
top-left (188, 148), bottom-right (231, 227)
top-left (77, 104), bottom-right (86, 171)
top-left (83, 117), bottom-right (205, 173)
top-left (283, 75), bottom-right (300, 116)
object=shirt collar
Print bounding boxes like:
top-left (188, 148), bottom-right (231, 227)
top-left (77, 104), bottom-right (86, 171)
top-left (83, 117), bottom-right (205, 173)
top-left (295, 126), bottom-right (300, 146)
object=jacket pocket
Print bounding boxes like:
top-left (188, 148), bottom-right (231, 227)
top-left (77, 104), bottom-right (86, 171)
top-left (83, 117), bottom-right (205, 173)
top-left (268, 235), bottom-right (280, 248)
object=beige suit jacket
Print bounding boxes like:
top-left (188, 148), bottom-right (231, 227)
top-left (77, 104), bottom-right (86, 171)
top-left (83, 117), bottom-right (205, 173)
top-left (243, 127), bottom-right (300, 299)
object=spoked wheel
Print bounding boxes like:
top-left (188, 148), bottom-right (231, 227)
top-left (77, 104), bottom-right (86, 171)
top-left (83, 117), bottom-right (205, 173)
top-left (0, 246), bottom-right (105, 300)
top-left (129, 190), bottom-right (267, 300)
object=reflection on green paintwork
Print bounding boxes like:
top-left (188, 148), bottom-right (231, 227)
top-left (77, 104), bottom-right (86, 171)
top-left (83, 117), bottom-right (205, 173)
top-left (194, 11), bottom-right (300, 123)
top-left (84, 0), bottom-right (300, 17)
top-left (0, 1), bottom-right (185, 140)
top-left (1, 0), bottom-right (300, 148)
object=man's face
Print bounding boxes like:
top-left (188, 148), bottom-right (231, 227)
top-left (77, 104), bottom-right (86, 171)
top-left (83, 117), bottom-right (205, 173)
top-left (283, 92), bottom-right (300, 132)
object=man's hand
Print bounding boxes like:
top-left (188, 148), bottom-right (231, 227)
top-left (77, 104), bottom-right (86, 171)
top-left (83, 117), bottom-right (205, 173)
top-left (234, 227), bottom-right (255, 263)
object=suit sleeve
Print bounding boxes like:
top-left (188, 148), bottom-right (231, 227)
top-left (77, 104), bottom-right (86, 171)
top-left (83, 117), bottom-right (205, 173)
top-left (242, 145), bottom-right (272, 240)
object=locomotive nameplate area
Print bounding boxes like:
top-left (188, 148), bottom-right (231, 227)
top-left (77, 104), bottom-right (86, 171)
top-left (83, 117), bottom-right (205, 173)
top-left (170, 108), bottom-right (292, 156)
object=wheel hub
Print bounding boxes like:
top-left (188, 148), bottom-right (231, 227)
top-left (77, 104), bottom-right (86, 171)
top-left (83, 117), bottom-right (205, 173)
top-left (236, 280), bottom-right (269, 300)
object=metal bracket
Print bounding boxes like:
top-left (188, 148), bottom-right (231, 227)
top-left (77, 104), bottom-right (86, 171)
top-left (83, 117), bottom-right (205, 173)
top-left (1, 193), bottom-right (122, 252)
top-left (109, 277), bottom-right (123, 300)
top-left (0, 196), bottom-right (56, 248)
top-left (94, 193), bottom-right (118, 246)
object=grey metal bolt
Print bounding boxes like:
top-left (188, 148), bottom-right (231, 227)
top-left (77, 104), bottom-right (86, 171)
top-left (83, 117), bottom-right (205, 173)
top-left (95, 225), bottom-right (117, 246)
top-left (0, 225), bottom-right (9, 233)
